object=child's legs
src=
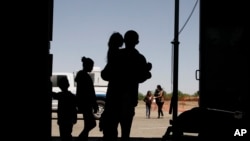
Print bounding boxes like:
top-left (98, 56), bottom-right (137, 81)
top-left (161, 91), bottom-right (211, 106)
top-left (146, 105), bottom-right (149, 116)
top-left (148, 104), bottom-right (151, 116)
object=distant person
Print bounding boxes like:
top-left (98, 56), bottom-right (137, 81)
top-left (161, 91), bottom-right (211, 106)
top-left (143, 90), bottom-right (153, 118)
top-left (52, 77), bottom-right (77, 141)
top-left (154, 85), bottom-right (165, 118)
top-left (75, 56), bottom-right (99, 141)
top-left (101, 30), bottom-right (152, 141)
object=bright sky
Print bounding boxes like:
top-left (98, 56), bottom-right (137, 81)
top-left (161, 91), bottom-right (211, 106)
top-left (50, 0), bottom-right (200, 95)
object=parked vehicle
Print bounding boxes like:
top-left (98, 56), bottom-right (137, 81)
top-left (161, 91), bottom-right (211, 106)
top-left (50, 67), bottom-right (108, 119)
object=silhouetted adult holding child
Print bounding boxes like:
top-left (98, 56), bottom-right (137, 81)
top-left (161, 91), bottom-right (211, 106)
top-left (101, 30), bottom-right (152, 141)
top-left (75, 56), bottom-right (99, 141)
top-left (52, 77), bottom-right (77, 141)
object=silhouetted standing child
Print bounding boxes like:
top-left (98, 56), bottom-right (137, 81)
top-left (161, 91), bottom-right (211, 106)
top-left (75, 56), bottom-right (99, 141)
top-left (143, 91), bottom-right (153, 118)
top-left (52, 77), bottom-right (77, 141)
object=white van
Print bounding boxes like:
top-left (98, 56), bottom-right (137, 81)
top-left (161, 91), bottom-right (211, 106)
top-left (50, 67), bottom-right (108, 119)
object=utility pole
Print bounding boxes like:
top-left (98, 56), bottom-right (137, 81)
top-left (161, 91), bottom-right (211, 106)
top-left (172, 0), bottom-right (179, 125)
top-left (168, 0), bottom-right (180, 139)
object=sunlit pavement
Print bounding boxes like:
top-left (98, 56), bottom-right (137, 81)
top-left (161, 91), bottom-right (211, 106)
top-left (51, 101), bottom-right (198, 141)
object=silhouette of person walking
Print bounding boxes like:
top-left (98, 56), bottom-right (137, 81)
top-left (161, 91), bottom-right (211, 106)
top-left (52, 77), bottom-right (77, 141)
top-left (75, 56), bottom-right (99, 141)
top-left (101, 30), bottom-right (152, 141)
top-left (154, 85), bottom-right (165, 118)
top-left (143, 90), bottom-right (153, 118)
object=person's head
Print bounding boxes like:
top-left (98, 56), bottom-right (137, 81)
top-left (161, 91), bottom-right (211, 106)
top-left (146, 90), bottom-right (152, 96)
top-left (124, 30), bottom-right (139, 49)
top-left (81, 56), bottom-right (94, 72)
top-left (157, 85), bottom-right (163, 91)
top-left (108, 32), bottom-right (123, 49)
top-left (107, 32), bottom-right (124, 62)
top-left (58, 77), bottom-right (69, 91)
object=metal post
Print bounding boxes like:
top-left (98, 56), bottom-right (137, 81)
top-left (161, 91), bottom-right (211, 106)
top-left (172, 0), bottom-right (179, 124)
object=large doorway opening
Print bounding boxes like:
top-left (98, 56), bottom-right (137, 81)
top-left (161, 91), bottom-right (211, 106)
top-left (50, 0), bottom-right (199, 139)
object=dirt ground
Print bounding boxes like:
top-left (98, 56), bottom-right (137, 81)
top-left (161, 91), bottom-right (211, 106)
top-left (51, 100), bottom-right (199, 141)
top-left (139, 100), bottom-right (199, 113)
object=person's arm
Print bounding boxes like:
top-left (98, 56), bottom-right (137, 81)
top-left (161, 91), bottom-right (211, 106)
top-left (159, 91), bottom-right (163, 97)
top-left (137, 55), bottom-right (152, 83)
top-left (101, 63), bottom-right (111, 81)
top-left (155, 91), bottom-right (163, 98)
top-left (159, 91), bottom-right (165, 102)
top-left (92, 99), bottom-right (99, 113)
top-left (89, 82), bottom-right (99, 113)
top-left (150, 96), bottom-right (154, 102)
top-left (74, 71), bottom-right (81, 84)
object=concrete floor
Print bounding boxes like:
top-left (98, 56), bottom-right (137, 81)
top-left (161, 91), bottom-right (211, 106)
top-left (51, 136), bottom-right (199, 141)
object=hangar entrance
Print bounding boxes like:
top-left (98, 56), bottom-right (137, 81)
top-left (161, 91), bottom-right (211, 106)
top-left (49, 0), bottom-right (248, 140)
top-left (50, 0), bottom-right (199, 137)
